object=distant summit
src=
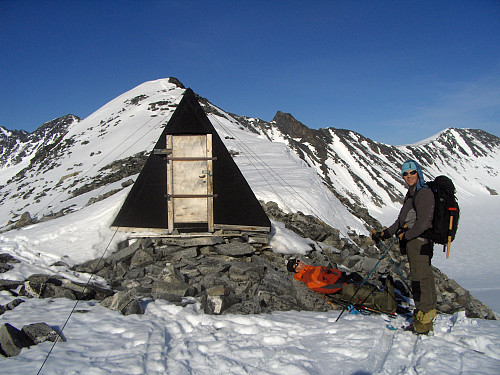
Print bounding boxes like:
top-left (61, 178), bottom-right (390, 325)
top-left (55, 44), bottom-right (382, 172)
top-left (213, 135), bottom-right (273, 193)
top-left (272, 111), bottom-right (314, 139)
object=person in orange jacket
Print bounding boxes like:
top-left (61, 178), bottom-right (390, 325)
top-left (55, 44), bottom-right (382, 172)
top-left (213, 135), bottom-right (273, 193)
top-left (287, 258), bottom-right (397, 314)
top-left (287, 258), bottom-right (345, 294)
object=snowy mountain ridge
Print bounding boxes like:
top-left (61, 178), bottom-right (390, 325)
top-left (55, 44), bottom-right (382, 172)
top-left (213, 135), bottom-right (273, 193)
top-left (0, 77), bottom-right (499, 233)
top-left (235, 111), bottom-right (500, 223)
top-left (1, 78), bottom-right (500, 373)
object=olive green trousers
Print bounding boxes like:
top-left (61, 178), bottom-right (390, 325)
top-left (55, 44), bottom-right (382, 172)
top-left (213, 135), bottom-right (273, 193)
top-left (406, 238), bottom-right (437, 313)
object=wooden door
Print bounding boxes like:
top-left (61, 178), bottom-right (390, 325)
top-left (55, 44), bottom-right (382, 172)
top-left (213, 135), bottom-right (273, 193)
top-left (166, 134), bottom-right (214, 232)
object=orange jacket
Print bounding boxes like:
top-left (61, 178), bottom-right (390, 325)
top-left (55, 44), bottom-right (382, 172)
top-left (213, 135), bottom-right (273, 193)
top-left (293, 265), bottom-right (344, 294)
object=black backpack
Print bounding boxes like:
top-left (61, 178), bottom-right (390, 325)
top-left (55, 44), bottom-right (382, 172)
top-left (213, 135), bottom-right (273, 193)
top-left (415, 176), bottom-right (460, 252)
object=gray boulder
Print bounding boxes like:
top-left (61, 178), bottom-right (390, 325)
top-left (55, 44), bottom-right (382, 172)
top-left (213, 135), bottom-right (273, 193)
top-left (161, 236), bottom-right (224, 247)
top-left (202, 285), bottom-right (230, 314)
top-left (152, 281), bottom-right (195, 303)
top-left (22, 323), bottom-right (62, 344)
top-left (130, 249), bottom-right (154, 268)
top-left (122, 299), bottom-right (145, 316)
top-left (0, 279), bottom-right (23, 292)
top-left (107, 241), bottom-right (142, 263)
top-left (214, 242), bottom-right (255, 257)
top-left (73, 259), bottom-right (109, 273)
top-left (0, 323), bottom-right (34, 357)
top-left (100, 290), bottom-right (144, 315)
top-left (14, 212), bottom-right (34, 228)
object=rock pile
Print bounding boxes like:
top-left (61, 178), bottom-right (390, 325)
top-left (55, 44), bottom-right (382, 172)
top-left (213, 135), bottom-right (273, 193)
top-left (74, 233), bottom-right (329, 315)
top-left (261, 202), bottom-right (497, 320)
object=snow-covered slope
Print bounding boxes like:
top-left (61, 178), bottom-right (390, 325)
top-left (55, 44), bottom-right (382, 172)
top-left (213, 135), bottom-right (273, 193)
top-left (2, 296), bottom-right (499, 374)
top-left (0, 197), bottom-right (499, 373)
top-left (1, 77), bottom-right (500, 373)
top-left (0, 79), bottom-right (185, 226)
top-left (0, 78), bottom-right (364, 236)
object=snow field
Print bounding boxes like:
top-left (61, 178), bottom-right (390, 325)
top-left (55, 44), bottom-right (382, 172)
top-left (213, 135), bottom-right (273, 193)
top-left (1, 296), bottom-right (499, 374)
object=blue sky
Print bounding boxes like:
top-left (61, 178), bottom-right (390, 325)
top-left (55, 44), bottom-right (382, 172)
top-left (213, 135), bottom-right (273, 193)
top-left (1, 0), bottom-right (499, 145)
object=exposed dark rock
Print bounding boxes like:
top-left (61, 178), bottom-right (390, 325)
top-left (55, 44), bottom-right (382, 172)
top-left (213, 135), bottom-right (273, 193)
top-left (0, 263), bottom-right (14, 273)
top-left (5, 299), bottom-right (25, 311)
top-left (18, 274), bottom-right (113, 301)
top-left (65, 204), bottom-right (494, 319)
top-left (214, 242), bottom-right (255, 257)
top-left (122, 299), bottom-right (144, 316)
top-left (152, 281), bottom-right (195, 303)
top-left (73, 259), bottom-right (109, 273)
top-left (100, 289), bottom-right (144, 315)
top-left (0, 279), bottom-right (23, 292)
top-left (14, 212), bottom-right (34, 228)
top-left (0, 323), bottom-right (34, 357)
top-left (168, 77), bottom-right (185, 88)
top-left (0, 254), bottom-right (20, 264)
top-left (71, 151), bottom-right (148, 199)
top-left (0, 322), bottom-right (62, 357)
top-left (21, 323), bottom-right (62, 344)
top-left (272, 111), bottom-right (315, 139)
top-left (130, 249), bottom-right (155, 268)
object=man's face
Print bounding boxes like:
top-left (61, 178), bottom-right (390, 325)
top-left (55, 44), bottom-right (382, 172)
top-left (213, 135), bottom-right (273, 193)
top-left (295, 260), bottom-right (306, 272)
top-left (403, 169), bottom-right (418, 188)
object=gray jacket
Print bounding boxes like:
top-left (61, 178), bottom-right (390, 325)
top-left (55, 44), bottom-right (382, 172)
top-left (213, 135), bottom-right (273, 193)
top-left (388, 186), bottom-right (434, 241)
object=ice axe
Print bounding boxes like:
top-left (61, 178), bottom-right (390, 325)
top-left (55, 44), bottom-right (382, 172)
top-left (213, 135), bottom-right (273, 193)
top-left (445, 207), bottom-right (458, 259)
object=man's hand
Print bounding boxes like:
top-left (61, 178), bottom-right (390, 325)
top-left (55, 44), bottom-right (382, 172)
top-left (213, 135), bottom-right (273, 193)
top-left (396, 226), bottom-right (409, 241)
top-left (380, 230), bottom-right (391, 240)
top-left (371, 229), bottom-right (391, 244)
top-left (371, 230), bottom-right (382, 244)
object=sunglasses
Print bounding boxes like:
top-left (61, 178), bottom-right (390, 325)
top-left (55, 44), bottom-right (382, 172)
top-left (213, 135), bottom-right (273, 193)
top-left (293, 260), bottom-right (300, 268)
top-left (403, 170), bottom-right (417, 177)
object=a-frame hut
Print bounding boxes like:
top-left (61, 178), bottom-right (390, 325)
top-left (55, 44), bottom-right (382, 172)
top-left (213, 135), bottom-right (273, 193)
top-left (111, 88), bottom-right (271, 235)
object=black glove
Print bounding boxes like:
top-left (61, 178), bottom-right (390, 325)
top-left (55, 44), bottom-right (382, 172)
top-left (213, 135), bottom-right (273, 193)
top-left (372, 229), bottom-right (391, 244)
top-left (395, 226), bottom-right (409, 237)
top-left (380, 230), bottom-right (391, 240)
top-left (371, 230), bottom-right (382, 243)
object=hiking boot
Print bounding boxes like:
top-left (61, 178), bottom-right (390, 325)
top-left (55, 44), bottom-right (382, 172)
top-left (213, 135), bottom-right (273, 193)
top-left (412, 309), bottom-right (437, 334)
top-left (403, 323), bottom-right (415, 333)
top-left (403, 324), bottom-right (429, 335)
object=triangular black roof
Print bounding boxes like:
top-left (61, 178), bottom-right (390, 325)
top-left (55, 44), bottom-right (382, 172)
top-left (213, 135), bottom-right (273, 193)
top-left (111, 88), bottom-right (271, 232)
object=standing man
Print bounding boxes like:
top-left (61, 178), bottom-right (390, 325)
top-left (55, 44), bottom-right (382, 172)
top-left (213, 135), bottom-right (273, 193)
top-left (373, 159), bottom-right (437, 334)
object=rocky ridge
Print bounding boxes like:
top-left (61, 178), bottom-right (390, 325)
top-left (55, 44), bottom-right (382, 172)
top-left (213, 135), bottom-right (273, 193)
top-left (238, 111), bottom-right (500, 217)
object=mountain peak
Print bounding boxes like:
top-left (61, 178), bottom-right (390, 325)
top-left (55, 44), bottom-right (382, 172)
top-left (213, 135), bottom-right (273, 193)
top-left (32, 114), bottom-right (80, 138)
top-left (168, 77), bottom-right (185, 89)
top-left (272, 111), bottom-right (313, 138)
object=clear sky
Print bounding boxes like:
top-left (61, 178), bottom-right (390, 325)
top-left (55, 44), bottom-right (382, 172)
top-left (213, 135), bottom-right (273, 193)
top-left (1, 0), bottom-right (499, 145)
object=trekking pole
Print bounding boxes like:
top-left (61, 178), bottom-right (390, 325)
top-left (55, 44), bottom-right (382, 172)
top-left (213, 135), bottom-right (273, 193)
top-left (445, 207), bottom-right (458, 259)
top-left (377, 237), bottom-right (412, 294)
top-left (335, 235), bottom-right (399, 322)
